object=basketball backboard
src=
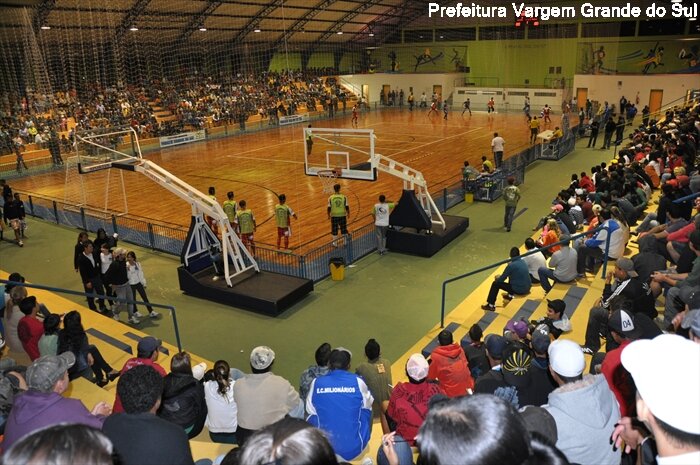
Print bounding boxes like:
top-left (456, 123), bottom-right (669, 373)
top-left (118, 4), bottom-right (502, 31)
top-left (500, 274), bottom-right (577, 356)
top-left (303, 127), bottom-right (377, 181)
top-left (75, 127), bottom-right (142, 174)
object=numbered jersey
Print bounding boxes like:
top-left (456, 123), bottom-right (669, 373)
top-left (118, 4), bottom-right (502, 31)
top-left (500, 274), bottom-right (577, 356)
top-left (236, 209), bottom-right (255, 234)
top-left (328, 194), bottom-right (348, 217)
top-left (275, 204), bottom-right (294, 228)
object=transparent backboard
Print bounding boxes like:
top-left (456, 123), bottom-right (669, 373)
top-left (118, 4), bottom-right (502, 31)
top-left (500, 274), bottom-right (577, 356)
top-left (303, 127), bottom-right (377, 181)
top-left (75, 127), bottom-right (142, 174)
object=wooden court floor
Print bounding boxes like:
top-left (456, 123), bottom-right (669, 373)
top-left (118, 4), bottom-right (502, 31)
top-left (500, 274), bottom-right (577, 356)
top-left (11, 109), bottom-right (563, 250)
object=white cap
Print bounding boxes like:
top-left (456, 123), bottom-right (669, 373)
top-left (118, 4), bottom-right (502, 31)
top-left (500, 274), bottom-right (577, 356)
top-left (406, 353), bottom-right (429, 381)
top-left (548, 339), bottom-right (585, 378)
top-left (621, 334), bottom-right (700, 434)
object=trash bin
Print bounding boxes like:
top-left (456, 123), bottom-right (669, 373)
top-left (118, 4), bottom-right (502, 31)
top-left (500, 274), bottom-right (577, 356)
top-left (329, 257), bottom-right (346, 281)
top-left (464, 192), bottom-right (474, 203)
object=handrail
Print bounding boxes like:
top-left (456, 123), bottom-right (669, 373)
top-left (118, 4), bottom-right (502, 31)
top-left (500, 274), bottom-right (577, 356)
top-left (439, 223), bottom-right (612, 328)
top-left (673, 191), bottom-right (700, 204)
top-left (0, 279), bottom-right (182, 352)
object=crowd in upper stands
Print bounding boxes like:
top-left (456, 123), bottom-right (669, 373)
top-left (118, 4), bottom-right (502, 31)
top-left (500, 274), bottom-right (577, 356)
top-left (0, 100), bottom-right (699, 464)
top-left (0, 67), bottom-right (345, 157)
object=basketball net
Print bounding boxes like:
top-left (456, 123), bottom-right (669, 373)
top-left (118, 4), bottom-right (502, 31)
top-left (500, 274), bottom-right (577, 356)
top-left (317, 169), bottom-right (339, 193)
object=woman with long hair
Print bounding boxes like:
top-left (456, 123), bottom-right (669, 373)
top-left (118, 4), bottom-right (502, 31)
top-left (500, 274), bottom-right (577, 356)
top-left (126, 251), bottom-right (159, 318)
top-left (203, 359), bottom-right (238, 444)
top-left (57, 310), bottom-right (119, 387)
top-left (158, 351), bottom-right (207, 439)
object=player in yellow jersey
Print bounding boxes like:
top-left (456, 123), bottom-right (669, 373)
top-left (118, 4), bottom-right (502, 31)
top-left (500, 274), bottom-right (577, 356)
top-left (275, 194), bottom-right (297, 250)
top-left (235, 200), bottom-right (256, 255)
top-left (222, 191), bottom-right (237, 232)
top-left (327, 183), bottom-right (349, 247)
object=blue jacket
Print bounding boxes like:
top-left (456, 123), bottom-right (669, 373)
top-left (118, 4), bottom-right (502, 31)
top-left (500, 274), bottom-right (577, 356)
top-left (306, 369), bottom-right (373, 461)
top-left (496, 258), bottom-right (531, 295)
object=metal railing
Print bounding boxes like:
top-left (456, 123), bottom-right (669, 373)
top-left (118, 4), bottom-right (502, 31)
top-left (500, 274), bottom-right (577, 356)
top-left (0, 279), bottom-right (183, 352)
top-left (439, 223), bottom-right (612, 328)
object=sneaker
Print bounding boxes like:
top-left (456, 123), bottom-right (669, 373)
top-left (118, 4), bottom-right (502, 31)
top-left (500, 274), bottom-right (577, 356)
top-left (149, 311), bottom-right (160, 318)
top-left (18, 241), bottom-right (23, 247)
top-left (481, 303), bottom-right (496, 311)
top-left (96, 379), bottom-right (108, 388)
top-left (128, 315), bottom-right (141, 325)
top-left (133, 312), bottom-right (146, 319)
top-left (502, 293), bottom-right (514, 300)
top-left (580, 346), bottom-right (595, 356)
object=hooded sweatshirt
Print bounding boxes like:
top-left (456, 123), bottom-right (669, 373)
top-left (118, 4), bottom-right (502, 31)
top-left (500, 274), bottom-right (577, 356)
top-left (3, 390), bottom-right (104, 451)
top-left (427, 343), bottom-right (474, 397)
top-left (544, 374), bottom-right (620, 465)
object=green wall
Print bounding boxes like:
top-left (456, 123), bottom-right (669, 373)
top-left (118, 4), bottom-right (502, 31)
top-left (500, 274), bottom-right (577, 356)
top-left (268, 52), bottom-right (302, 72)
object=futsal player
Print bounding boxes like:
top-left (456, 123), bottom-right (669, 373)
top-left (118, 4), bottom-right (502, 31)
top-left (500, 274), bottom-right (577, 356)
top-left (351, 105), bottom-right (359, 128)
top-left (427, 100), bottom-right (438, 117)
top-left (235, 200), bottom-right (256, 255)
top-left (328, 184), bottom-right (349, 247)
top-left (275, 194), bottom-right (297, 250)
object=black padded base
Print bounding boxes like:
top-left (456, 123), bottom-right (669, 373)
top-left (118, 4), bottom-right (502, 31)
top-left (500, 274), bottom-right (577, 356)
top-left (386, 215), bottom-right (469, 257)
top-left (177, 266), bottom-right (313, 316)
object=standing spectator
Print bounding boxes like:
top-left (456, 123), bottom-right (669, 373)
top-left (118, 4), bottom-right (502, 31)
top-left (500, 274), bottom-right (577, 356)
top-left (274, 194), bottom-right (297, 250)
top-left (77, 240), bottom-right (109, 313)
top-left (234, 346), bottom-right (304, 445)
top-left (235, 200), bottom-right (256, 255)
top-left (3, 193), bottom-right (25, 247)
top-left (481, 247), bottom-right (532, 311)
top-left (17, 296), bottom-right (44, 361)
top-left (73, 232), bottom-right (89, 273)
top-left (538, 234), bottom-right (578, 293)
top-left (427, 329), bottom-right (474, 397)
top-left (92, 228), bottom-right (117, 261)
top-left (2, 352), bottom-right (110, 451)
top-left (203, 359), bottom-right (238, 444)
top-left (158, 352), bottom-right (207, 439)
top-left (307, 347), bottom-right (373, 462)
top-left (105, 247), bottom-right (138, 324)
top-left (103, 365), bottom-right (195, 465)
top-left (603, 117), bottom-right (616, 149)
top-left (355, 338), bottom-right (392, 422)
top-left (126, 251), bottom-right (159, 319)
top-left (328, 183), bottom-right (349, 247)
top-left (379, 354), bottom-right (444, 465)
top-left (299, 342), bottom-right (331, 409)
top-left (502, 176), bottom-right (520, 232)
top-left (587, 119), bottom-right (600, 148)
top-left (491, 132), bottom-right (505, 169)
top-left (544, 339), bottom-right (620, 465)
top-left (372, 194), bottom-right (395, 255)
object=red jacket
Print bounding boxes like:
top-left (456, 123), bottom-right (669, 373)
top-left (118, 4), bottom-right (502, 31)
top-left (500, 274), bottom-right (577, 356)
top-left (427, 343), bottom-right (474, 397)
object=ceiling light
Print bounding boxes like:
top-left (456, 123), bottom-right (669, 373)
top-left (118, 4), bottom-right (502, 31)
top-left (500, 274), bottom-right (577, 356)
top-left (368, 32), bottom-right (374, 37)
top-left (337, 30), bottom-right (343, 35)
top-left (253, 27), bottom-right (261, 33)
top-left (689, 17), bottom-right (697, 21)
top-left (199, 26), bottom-right (207, 31)
top-left (40, 25), bottom-right (50, 30)
top-left (129, 26), bottom-right (138, 31)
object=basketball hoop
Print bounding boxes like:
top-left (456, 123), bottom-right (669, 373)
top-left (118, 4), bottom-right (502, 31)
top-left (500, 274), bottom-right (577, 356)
top-left (318, 169), bottom-right (340, 193)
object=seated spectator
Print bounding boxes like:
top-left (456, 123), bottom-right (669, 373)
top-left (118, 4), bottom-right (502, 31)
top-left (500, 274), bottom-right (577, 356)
top-left (103, 364), bottom-right (196, 465)
top-left (113, 336), bottom-right (167, 413)
top-left (381, 393), bottom-right (569, 465)
top-left (475, 334), bottom-right (528, 406)
top-left (203, 359), bottom-right (238, 444)
top-left (57, 310), bottom-right (119, 387)
top-left (615, 335), bottom-right (700, 464)
top-left (632, 235), bottom-right (668, 285)
top-left (1, 424), bottom-right (114, 465)
top-left (503, 319), bottom-right (529, 345)
top-left (158, 351), bottom-right (207, 439)
top-left (655, 230), bottom-right (700, 329)
top-left (17, 296), bottom-right (44, 361)
top-left (4, 286), bottom-right (27, 354)
top-left (307, 347), bottom-right (373, 462)
top-left (299, 342), bottom-right (330, 410)
top-left (522, 238), bottom-right (546, 283)
top-left (481, 247), bottom-right (531, 311)
top-left (38, 313), bottom-right (60, 357)
top-left (2, 352), bottom-right (111, 451)
top-left (536, 218), bottom-right (562, 256)
top-left (577, 209), bottom-right (626, 275)
top-left (355, 338), bottom-right (392, 422)
top-left (427, 329), bottom-right (474, 397)
top-left (234, 346), bottom-right (303, 445)
top-left (528, 324), bottom-right (557, 406)
top-left (538, 235), bottom-right (578, 293)
top-left (461, 323), bottom-right (489, 379)
top-left (544, 339), bottom-right (620, 465)
top-left (238, 417), bottom-right (339, 465)
top-left (531, 299), bottom-right (571, 339)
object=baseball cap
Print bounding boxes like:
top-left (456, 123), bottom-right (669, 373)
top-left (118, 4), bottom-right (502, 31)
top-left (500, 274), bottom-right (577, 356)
top-left (681, 309), bottom-right (700, 336)
top-left (137, 336), bottom-right (162, 354)
top-left (504, 319), bottom-right (529, 339)
top-left (531, 324), bottom-right (551, 354)
top-left (608, 309), bottom-right (642, 339)
top-left (551, 204), bottom-right (564, 212)
top-left (621, 334), bottom-right (700, 434)
top-left (484, 334), bottom-right (507, 360)
top-left (547, 299), bottom-right (566, 315)
top-left (548, 339), bottom-right (585, 378)
top-left (406, 353), bottom-right (429, 381)
top-left (26, 353), bottom-right (76, 392)
top-left (250, 346), bottom-right (276, 370)
top-left (616, 257), bottom-right (638, 278)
